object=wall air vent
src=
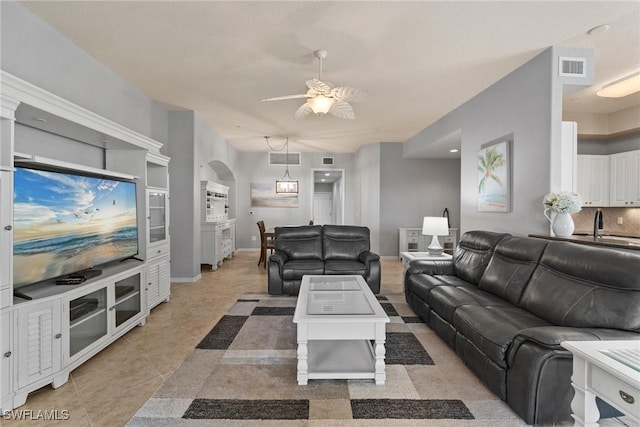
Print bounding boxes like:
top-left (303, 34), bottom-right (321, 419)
top-left (269, 152), bottom-right (300, 166)
top-left (322, 157), bottom-right (334, 165)
top-left (559, 57), bottom-right (587, 77)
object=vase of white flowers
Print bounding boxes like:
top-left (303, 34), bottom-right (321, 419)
top-left (542, 192), bottom-right (583, 237)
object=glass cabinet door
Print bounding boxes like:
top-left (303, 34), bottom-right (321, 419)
top-left (114, 273), bottom-right (142, 328)
top-left (69, 287), bottom-right (108, 358)
top-left (148, 190), bottom-right (167, 244)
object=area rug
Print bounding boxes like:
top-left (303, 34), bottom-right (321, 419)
top-left (128, 293), bottom-right (522, 426)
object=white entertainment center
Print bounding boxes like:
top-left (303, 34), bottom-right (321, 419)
top-left (0, 72), bottom-right (171, 412)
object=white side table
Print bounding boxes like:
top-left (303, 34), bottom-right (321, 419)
top-left (399, 252), bottom-right (452, 273)
top-left (561, 340), bottom-right (640, 427)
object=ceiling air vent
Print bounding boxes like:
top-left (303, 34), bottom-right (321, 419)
top-left (269, 152), bottom-right (300, 166)
top-left (559, 57), bottom-right (587, 77)
top-left (322, 157), bottom-right (334, 165)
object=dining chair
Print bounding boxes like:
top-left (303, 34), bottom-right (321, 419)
top-left (257, 220), bottom-right (275, 268)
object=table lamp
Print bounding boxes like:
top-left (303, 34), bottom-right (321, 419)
top-left (422, 216), bottom-right (449, 256)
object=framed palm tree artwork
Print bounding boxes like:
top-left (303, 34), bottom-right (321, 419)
top-left (478, 138), bottom-right (511, 212)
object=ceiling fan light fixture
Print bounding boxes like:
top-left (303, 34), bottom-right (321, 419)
top-left (308, 94), bottom-right (334, 114)
top-left (596, 72), bottom-right (640, 98)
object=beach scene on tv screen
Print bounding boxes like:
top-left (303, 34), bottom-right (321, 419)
top-left (13, 168), bottom-right (138, 286)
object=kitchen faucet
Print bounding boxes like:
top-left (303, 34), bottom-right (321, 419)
top-left (593, 208), bottom-right (604, 239)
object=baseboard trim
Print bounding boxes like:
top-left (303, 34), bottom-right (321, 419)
top-left (236, 248), bottom-right (260, 252)
top-left (171, 274), bottom-right (202, 283)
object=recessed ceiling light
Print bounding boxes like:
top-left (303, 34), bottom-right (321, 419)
top-left (321, 179), bottom-right (326, 182)
top-left (324, 173), bottom-right (330, 176)
top-left (596, 72), bottom-right (640, 98)
top-left (587, 24), bottom-right (609, 36)
top-left (450, 149), bottom-right (459, 153)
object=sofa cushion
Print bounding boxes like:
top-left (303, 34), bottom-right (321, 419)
top-left (282, 260), bottom-right (325, 280)
top-left (323, 225), bottom-right (370, 261)
top-left (479, 236), bottom-right (548, 306)
top-left (275, 225), bottom-right (323, 261)
top-left (453, 231), bottom-right (510, 286)
top-left (453, 305), bottom-right (551, 368)
top-left (520, 242), bottom-right (640, 332)
top-left (429, 285), bottom-right (512, 324)
top-left (406, 274), bottom-right (450, 302)
top-left (324, 260), bottom-right (367, 275)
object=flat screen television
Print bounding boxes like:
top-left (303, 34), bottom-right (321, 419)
top-left (13, 166), bottom-right (138, 288)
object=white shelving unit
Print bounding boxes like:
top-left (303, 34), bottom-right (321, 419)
top-left (145, 153), bottom-right (171, 312)
top-left (0, 71), bottom-right (170, 412)
top-left (200, 181), bottom-right (235, 270)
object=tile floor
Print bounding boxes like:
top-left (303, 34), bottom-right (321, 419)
top-left (2, 252), bottom-right (631, 426)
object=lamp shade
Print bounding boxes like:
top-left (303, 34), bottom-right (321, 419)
top-left (307, 94), bottom-right (334, 114)
top-left (422, 217), bottom-right (449, 236)
top-left (276, 179), bottom-right (298, 194)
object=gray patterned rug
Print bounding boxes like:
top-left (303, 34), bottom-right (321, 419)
top-left (127, 293), bottom-right (481, 425)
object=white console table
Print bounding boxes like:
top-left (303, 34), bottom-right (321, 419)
top-left (399, 252), bottom-right (452, 273)
top-left (561, 340), bottom-right (640, 427)
top-left (399, 228), bottom-right (458, 257)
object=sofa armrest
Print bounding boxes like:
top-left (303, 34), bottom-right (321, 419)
top-left (406, 259), bottom-right (454, 276)
top-left (268, 251), bottom-right (288, 267)
top-left (508, 326), bottom-right (640, 366)
top-left (267, 251), bottom-right (289, 295)
top-left (358, 250), bottom-right (380, 268)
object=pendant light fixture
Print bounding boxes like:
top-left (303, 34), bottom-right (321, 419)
top-left (265, 136), bottom-right (298, 194)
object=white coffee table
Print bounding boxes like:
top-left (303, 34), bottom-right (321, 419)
top-left (561, 340), bottom-right (640, 427)
top-left (293, 275), bottom-right (390, 385)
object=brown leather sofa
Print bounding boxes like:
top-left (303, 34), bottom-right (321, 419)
top-left (405, 230), bottom-right (640, 425)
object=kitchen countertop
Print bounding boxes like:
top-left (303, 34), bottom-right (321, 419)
top-left (528, 233), bottom-right (640, 251)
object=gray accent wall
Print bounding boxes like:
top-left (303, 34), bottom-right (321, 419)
top-left (405, 47), bottom-right (593, 236)
top-left (234, 151), bottom-right (356, 250)
top-left (379, 143), bottom-right (460, 257)
top-left (578, 132), bottom-right (640, 155)
top-left (14, 124), bottom-right (104, 169)
top-left (167, 111), bottom-right (238, 281)
top-left (167, 111), bottom-right (199, 281)
top-left (354, 144), bottom-right (381, 253)
top-left (1, 1), bottom-right (168, 145)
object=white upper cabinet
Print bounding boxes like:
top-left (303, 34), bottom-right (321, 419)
top-left (609, 150), bottom-right (640, 206)
top-left (576, 155), bottom-right (609, 207)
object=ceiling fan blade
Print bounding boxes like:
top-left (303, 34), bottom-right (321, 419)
top-left (306, 78), bottom-right (332, 94)
top-left (294, 102), bottom-right (313, 119)
top-left (331, 86), bottom-right (366, 103)
top-left (329, 100), bottom-right (355, 120)
top-left (262, 94), bottom-right (309, 102)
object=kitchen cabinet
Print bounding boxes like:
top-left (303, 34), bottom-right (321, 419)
top-left (610, 150), bottom-right (640, 206)
top-left (577, 155), bottom-right (609, 207)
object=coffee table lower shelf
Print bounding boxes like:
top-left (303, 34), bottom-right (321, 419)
top-left (301, 339), bottom-right (377, 383)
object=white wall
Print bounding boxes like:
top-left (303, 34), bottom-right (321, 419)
top-left (405, 47), bottom-right (593, 236)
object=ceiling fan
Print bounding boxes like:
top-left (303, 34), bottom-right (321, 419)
top-left (262, 49), bottom-right (366, 120)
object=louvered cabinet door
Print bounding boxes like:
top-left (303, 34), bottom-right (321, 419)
top-left (146, 256), bottom-right (170, 310)
top-left (16, 299), bottom-right (62, 389)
